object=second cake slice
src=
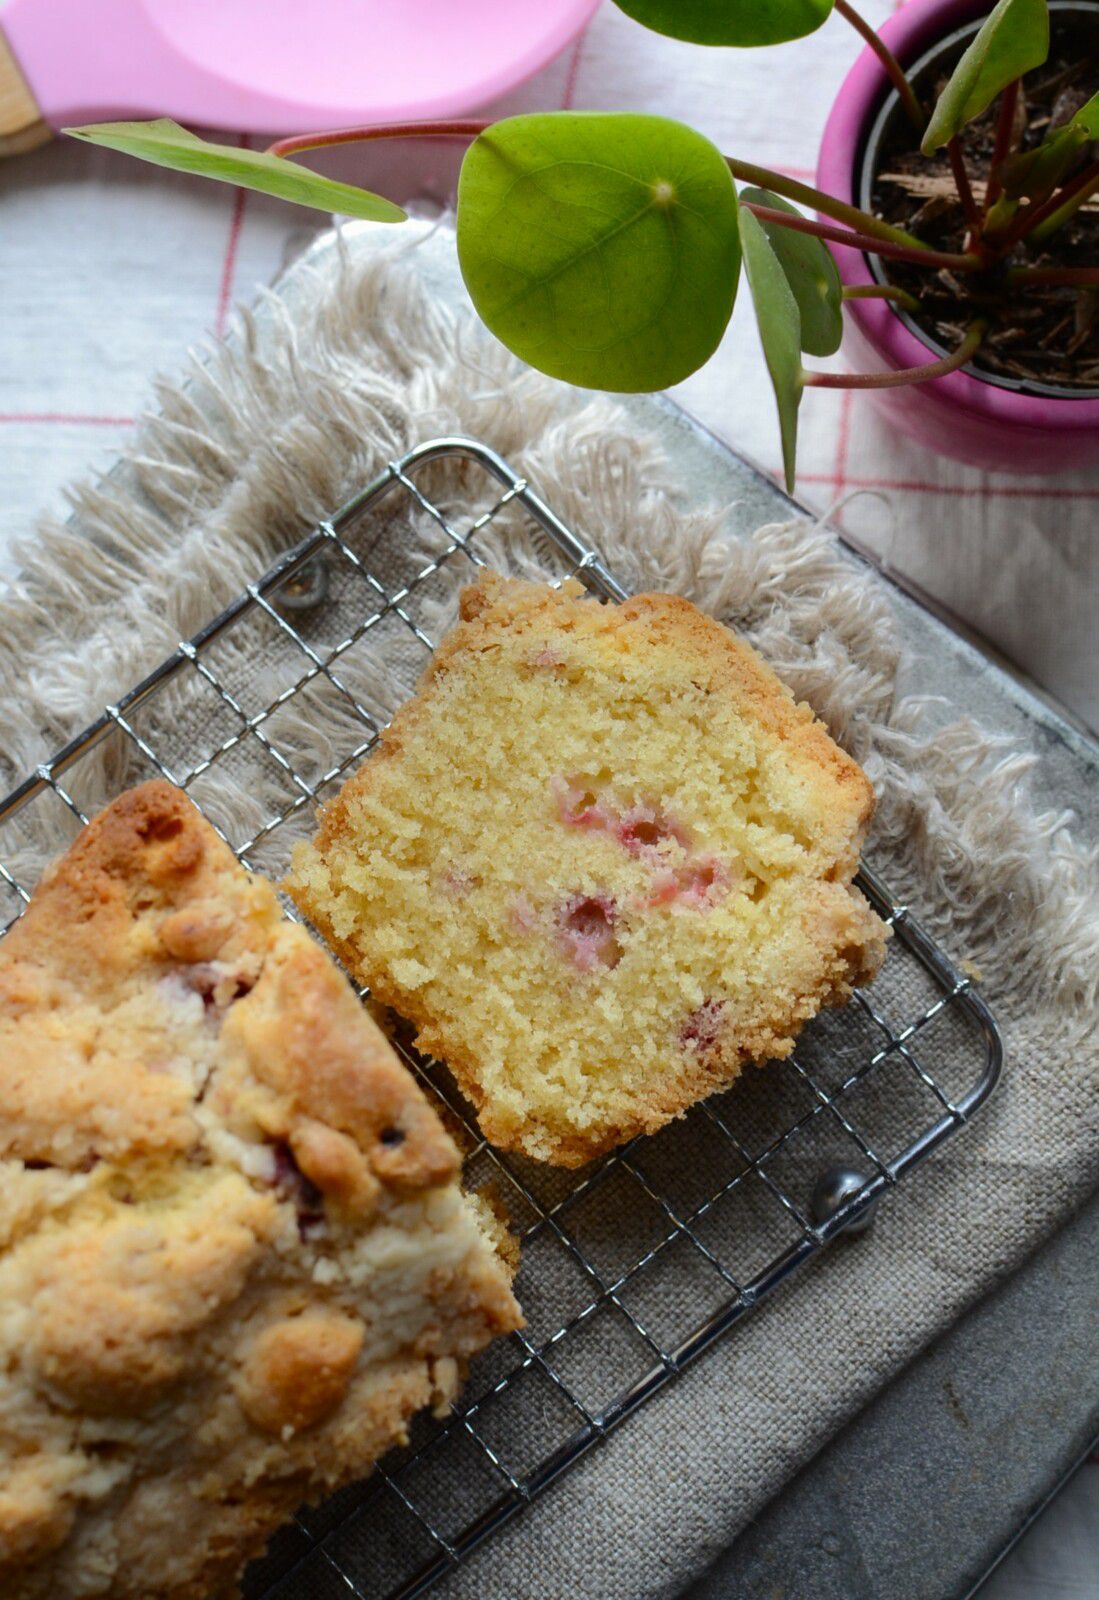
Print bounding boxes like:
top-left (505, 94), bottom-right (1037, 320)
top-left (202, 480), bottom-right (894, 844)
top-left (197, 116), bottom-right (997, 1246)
top-left (0, 780), bottom-right (521, 1600)
top-left (288, 573), bottom-right (888, 1166)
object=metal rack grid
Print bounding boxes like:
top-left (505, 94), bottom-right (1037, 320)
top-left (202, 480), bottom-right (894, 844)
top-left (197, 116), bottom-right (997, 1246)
top-left (0, 438), bottom-right (1003, 1600)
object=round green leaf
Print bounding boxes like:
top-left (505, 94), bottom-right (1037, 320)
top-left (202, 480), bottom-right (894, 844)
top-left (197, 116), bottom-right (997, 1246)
top-left (65, 120), bottom-right (406, 223)
top-left (613, 0), bottom-right (834, 46)
top-left (456, 112), bottom-right (741, 392)
top-left (739, 206), bottom-right (805, 493)
top-left (739, 188), bottom-right (842, 357)
top-left (922, 0), bottom-right (1049, 155)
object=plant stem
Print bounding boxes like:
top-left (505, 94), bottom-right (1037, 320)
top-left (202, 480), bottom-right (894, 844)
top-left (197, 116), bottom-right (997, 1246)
top-left (803, 320), bottom-right (986, 388)
top-left (267, 119), bottom-right (489, 160)
top-left (265, 125), bottom-right (937, 258)
top-left (725, 157), bottom-right (927, 249)
top-left (948, 136), bottom-right (982, 238)
top-left (981, 194), bottom-right (1021, 246)
top-left (979, 153), bottom-right (1099, 251)
top-left (984, 79), bottom-right (1020, 213)
top-left (1027, 160), bottom-right (1099, 243)
top-left (1006, 264), bottom-right (1099, 287)
top-left (834, 0), bottom-right (925, 131)
top-left (842, 283), bottom-right (922, 313)
top-left (742, 202), bottom-right (981, 271)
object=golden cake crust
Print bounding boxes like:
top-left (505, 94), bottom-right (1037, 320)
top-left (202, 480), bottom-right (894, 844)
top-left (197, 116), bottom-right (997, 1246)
top-left (0, 781), bottom-right (521, 1600)
top-left (288, 574), bottom-right (888, 1166)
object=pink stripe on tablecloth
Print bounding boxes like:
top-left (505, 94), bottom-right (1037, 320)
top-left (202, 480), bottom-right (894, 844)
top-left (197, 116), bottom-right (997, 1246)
top-left (214, 135), bottom-right (251, 339)
top-left (562, 32), bottom-right (586, 108)
top-left (0, 412), bottom-right (134, 426)
top-left (796, 470), bottom-right (1099, 500)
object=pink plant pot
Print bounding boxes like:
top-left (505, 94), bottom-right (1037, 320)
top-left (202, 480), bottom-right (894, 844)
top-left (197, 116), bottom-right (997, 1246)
top-left (817, 0), bottom-right (1099, 475)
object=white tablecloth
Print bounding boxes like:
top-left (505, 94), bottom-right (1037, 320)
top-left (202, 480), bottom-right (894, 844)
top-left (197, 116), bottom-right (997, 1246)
top-left (0, 0), bottom-right (1095, 1591)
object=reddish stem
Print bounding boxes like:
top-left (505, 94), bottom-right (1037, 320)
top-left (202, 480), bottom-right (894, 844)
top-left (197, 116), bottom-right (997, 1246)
top-left (726, 157), bottom-right (926, 248)
top-left (984, 79), bottom-right (1020, 214)
top-left (998, 157), bottom-right (1099, 249)
top-left (834, 0), bottom-right (925, 131)
top-left (803, 321), bottom-right (986, 388)
top-left (742, 202), bottom-right (980, 271)
top-left (1006, 265), bottom-right (1099, 287)
top-left (1027, 160), bottom-right (1099, 243)
top-left (948, 136), bottom-right (982, 239)
top-left (267, 119), bottom-right (489, 160)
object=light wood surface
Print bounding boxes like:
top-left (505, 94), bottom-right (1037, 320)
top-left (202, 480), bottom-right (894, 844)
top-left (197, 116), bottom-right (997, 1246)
top-left (0, 29), bottom-right (49, 159)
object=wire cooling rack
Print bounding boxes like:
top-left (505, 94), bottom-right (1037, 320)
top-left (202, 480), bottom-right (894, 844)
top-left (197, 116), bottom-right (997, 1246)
top-left (0, 438), bottom-right (1002, 1600)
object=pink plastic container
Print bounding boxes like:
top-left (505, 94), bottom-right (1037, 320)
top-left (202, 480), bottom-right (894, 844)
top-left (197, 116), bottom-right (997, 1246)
top-left (1, 0), bottom-right (600, 133)
top-left (817, 0), bottom-right (1099, 475)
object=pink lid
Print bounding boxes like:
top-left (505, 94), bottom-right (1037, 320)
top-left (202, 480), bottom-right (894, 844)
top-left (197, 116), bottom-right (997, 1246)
top-left (3, 0), bottom-right (600, 132)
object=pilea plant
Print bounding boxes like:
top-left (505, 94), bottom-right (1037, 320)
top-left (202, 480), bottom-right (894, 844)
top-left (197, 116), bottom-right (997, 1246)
top-left (68, 0), bottom-right (1097, 489)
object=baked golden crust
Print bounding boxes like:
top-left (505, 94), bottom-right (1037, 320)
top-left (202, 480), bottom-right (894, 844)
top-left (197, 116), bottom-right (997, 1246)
top-left (287, 573), bottom-right (889, 1166)
top-left (0, 781), bottom-right (521, 1600)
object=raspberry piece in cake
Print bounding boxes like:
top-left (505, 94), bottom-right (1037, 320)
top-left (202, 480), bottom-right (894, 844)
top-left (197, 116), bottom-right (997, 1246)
top-left (556, 893), bottom-right (622, 971)
top-left (288, 572), bottom-right (889, 1167)
top-left (0, 781), bottom-right (521, 1600)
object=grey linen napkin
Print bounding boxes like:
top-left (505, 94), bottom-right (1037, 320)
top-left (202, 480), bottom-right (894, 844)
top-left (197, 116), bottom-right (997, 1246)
top-left (0, 225), bottom-right (1095, 1600)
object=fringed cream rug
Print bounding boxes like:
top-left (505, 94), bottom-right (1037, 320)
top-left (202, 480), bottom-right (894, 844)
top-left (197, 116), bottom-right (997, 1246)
top-left (1, 225), bottom-right (1096, 1600)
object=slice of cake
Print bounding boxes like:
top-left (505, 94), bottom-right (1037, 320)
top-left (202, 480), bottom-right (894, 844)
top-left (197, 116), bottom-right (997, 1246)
top-left (288, 573), bottom-right (889, 1167)
top-left (0, 781), bottom-right (521, 1600)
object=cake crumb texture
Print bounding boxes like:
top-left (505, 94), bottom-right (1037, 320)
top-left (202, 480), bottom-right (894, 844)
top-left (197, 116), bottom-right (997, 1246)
top-left (287, 573), bottom-right (889, 1166)
top-left (0, 780), bottom-right (521, 1600)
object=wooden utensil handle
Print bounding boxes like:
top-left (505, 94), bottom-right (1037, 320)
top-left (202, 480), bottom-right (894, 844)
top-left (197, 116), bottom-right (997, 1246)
top-left (0, 27), bottom-right (49, 157)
